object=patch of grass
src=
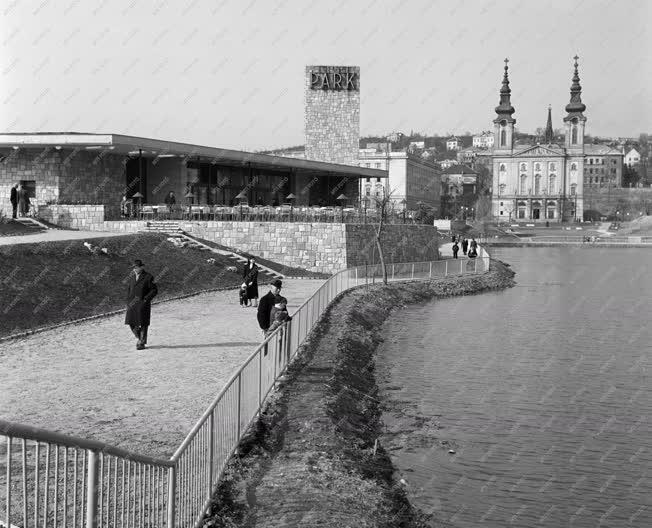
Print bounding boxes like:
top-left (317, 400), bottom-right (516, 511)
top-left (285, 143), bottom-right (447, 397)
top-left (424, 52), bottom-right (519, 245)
top-left (0, 233), bottom-right (246, 337)
top-left (188, 236), bottom-right (331, 278)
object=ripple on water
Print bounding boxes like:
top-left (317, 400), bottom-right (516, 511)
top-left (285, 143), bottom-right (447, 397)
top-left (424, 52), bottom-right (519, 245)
top-left (377, 248), bottom-right (652, 528)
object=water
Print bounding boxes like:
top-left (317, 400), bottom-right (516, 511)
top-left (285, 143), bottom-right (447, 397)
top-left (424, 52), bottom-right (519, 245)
top-left (377, 247), bottom-right (652, 527)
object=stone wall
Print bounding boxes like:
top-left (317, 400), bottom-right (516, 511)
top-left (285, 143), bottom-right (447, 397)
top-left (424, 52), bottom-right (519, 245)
top-left (87, 221), bottom-right (440, 273)
top-left (344, 224), bottom-right (439, 267)
top-left (0, 148), bottom-right (61, 216)
top-left (304, 66), bottom-right (360, 166)
top-left (39, 205), bottom-right (105, 230)
top-left (58, 150), bottom-right (125, 220)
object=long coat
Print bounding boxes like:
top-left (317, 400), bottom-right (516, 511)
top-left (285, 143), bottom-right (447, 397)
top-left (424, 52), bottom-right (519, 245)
top-left (10, 187), bottom-right (17, 205)
top-left (17, 189), bottom-right (29, 215)
top-left (125, 271), bottom-right (158, 327)
top-left (244, 265), bottom-right (259, 300)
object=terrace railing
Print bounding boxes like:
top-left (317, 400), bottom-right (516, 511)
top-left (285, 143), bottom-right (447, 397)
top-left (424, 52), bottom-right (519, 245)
top-left (0, 249), bottom-right (489, 528)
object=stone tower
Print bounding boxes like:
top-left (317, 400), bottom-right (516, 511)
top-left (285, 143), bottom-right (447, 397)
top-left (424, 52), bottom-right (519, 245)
top-left (304, 66), bottom-right (360, 166)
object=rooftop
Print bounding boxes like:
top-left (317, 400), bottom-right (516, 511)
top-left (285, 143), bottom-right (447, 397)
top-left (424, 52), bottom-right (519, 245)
top-left (0, 132), bottom-right (386, 179)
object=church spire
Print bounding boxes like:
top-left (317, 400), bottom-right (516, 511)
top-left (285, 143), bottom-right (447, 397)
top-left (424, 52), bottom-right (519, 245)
top-left (564, 55), bottom-right (586, 120)
top-left (544, 105), bottom-right (554, 143)
top-left (494, 58), bottom-right (516, 124)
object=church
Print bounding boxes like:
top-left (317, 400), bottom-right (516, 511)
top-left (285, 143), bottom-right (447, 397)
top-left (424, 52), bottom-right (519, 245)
top-left (490, 56), bottom-right (612, 223)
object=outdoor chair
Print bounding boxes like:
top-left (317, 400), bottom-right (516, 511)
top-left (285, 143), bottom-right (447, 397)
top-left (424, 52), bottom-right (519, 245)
top-left (140, 205), bottom-right (155, 220)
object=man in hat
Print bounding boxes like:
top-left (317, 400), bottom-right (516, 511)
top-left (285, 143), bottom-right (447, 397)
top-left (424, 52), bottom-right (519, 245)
top-left (9, 183), bottom-right (18, 219)
top-left (125, 259), bottom-right (158, 350)
top-left (257, 278), bottom-right (282, 334)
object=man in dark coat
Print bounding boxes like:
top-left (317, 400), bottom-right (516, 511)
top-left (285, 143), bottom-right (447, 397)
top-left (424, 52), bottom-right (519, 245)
top-left (257, 278), bottom-right (282, 333)
top-left (125, 259), bottom-right (158, 350)
top-left (10, 183), bottom-right (18, 219)
top-left (461, 237), bottom-right (469, 255)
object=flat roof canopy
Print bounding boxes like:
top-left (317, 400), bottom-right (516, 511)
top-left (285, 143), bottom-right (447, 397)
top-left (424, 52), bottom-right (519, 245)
top-left (0, 132), bottom-right (387, 179)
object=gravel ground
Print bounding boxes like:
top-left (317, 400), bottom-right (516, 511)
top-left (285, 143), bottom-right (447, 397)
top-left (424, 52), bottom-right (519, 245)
top-left (0, 279), bottom-right (324, 459)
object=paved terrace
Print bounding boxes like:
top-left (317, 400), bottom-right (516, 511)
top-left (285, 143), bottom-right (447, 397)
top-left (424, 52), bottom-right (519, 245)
top-left (0, 279), bottom-right (324, 459)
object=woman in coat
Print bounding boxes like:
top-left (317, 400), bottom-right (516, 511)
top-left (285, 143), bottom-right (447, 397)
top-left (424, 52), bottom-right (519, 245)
top-left (244, 258), bottom-right (259, 307)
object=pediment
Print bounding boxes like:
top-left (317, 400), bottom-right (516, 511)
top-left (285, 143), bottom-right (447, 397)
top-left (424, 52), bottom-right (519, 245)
top-left (513, 145), bottom-right (563, 157)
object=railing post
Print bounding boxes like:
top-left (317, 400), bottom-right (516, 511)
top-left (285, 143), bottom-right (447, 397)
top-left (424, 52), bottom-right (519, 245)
top-left (411, 263), bottom-right (414, 279)
top-left (258, 349), bottom-right (262, 407)
top-left (85, 450), bottom-right (99, 528)
top-left (166, 465), bottom-right (176, 528)
top-left (474, 258), bottom-right (478, 273)
top-left (392, 263), bottom-right (395, 280)
top-left (460, 259), bottom-right (464, 274)
top-left (429, 261), bottom-right (432, 278)
top-left (355, 267), bottom-right (358, 286)
top-left (208, 413), bottom-right (215, 493)
top-left (236, 373), bottom-right (242, 439)
top-left (445, 260), bottom-right (448, 276)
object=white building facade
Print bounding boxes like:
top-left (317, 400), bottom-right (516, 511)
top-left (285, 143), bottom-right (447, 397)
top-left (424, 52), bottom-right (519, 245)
top-left (359, 150), bottom-right (440, 214)
top-left (491, 57), bottom-right (597, 223)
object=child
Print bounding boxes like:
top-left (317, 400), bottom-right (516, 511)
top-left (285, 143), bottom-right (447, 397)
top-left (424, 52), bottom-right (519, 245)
top-left (452, 241), bottom-right (459, 259)
top-left (239, 283), bottom-right (249, 307)
top-left (265, 296), bottom-right (291, 336)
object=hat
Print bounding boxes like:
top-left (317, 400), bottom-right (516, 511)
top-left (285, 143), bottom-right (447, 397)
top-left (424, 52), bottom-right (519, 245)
top-left (271, 279), bottom-right (283, 288)
top-left (133, 259), bottom-right (144, 267)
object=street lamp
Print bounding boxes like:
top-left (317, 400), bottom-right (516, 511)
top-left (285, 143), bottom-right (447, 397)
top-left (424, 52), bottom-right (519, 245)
top-left (184, 190), bottom-right (195, 220)
top-left (235, 191), bottom-right (248, 219)
top-left (336, 193), bottom-right (347, 223)
top-left (401, 198), bottom-right (407, 223)
top-left (286, 193), bottom-right (296, 221)
top-left (132, 192), bottom-right (143, 219)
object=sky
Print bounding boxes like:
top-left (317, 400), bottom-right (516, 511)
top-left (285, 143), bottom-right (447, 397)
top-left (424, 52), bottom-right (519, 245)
top-left (1, 0), bottom-right (649, 151)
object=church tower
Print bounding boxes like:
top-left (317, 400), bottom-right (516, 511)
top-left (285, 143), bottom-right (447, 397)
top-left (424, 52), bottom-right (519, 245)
top-left (493, 58), bottom-right (516, 154)
top-left (563, 55), bottom-right (587, 153)
top-left (544, 105), bottom-right (554, 144)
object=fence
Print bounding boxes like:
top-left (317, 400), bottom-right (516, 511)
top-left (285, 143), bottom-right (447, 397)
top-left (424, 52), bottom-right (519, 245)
top-left (503, 236), bottom-right (652, 245)
top-left (1, 249), bottom-right (489, 528)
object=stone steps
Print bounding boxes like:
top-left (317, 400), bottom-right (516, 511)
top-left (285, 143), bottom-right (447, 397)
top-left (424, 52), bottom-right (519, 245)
top-left (13, 217), bottom-right (48, 230)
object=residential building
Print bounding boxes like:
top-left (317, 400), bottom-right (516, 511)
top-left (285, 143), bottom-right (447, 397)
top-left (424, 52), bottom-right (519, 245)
top-left (439, 159), bottom-right (459, 170)
top-left (446, 136), bottom-right (461, 151)
top-left (472, 131), bottom-right (494, 148)
top-left (440, 165), bottom-right (478, 218)
top-left (625, 147), bottom-right (641, 167)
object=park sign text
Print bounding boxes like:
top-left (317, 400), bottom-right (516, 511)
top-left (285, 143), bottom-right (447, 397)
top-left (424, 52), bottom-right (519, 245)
top-left (309, 66), bottom-right (359, 91)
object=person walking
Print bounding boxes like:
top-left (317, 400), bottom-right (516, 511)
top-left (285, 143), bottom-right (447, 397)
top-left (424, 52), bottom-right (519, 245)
top-left (245, 257), bottom-right (259, 307)
top-left (10, 183), bottom-right (18, 219)
top-left (452, 241), bottom-right (459, 259)
top-left (470, 238), bottom-right (478, 253)
top-left (461, 237), bottom-right (469, 256)
top-left (17, 184), bottom-right (30, 217)
top-left (164, 191), bottom-right (176, 213)
top-left (257, 279), bottom-right (282, 334)
top-left (125, 259), bottom-right (158, 350)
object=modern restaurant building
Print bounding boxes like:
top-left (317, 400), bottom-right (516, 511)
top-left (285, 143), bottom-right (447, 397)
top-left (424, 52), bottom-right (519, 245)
top-left (0, 132), bottom-right (386, 221)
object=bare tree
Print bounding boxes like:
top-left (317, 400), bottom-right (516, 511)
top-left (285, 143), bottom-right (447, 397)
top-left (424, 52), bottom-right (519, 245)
top-left (372, 187), bottom-right (396, 285)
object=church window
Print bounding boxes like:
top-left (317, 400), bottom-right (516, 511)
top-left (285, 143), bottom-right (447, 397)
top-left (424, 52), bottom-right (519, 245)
top-left (500, 129), bottom-right (506, 147)
top-left (589, 159), bottom-right (593, 164)
top-left (572, 126), bottom-right (578, 144)
top-left (499, 183), bottom-right (506, 194)
top-left (520, 163), bottom-right (527, 172)
top-left (500, 201), bottom-right (504, 206)
top-left (535, 163), bottom-right (541, 171)
top-left (534, 175), bottom-right (541, 194)
top-left (571, 163), bottom-right (577, 171)
top-left (499, 164), bottom-right (506, 172)
top-left (601, 159), bottom-right (605, 165)
top-left (550, 163), bottom-right (556, 171)
top-left (571, 184), bottom-right (577, 195)
top-left (520, 175), bottom-right (527, 194)
top-left (549, 175), bottom-right (556, 194)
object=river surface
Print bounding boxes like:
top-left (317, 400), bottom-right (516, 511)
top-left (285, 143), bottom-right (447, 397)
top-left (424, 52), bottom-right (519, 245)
top-left (377, 247), bottom-right (652, 527)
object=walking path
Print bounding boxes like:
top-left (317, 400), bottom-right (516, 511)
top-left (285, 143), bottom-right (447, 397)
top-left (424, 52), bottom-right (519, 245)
top-left (0, 229), bottom-right (125, 245)
top-left (0, 279), bottom-right (324, 458)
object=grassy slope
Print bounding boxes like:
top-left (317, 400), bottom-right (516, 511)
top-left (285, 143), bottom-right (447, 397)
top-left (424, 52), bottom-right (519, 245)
top-left (0, 233), bottom-right (247, 337)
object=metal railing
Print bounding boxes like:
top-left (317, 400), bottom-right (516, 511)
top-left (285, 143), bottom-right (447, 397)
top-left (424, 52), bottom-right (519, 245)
top-left (1, 250), bottom-right (489, 528)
